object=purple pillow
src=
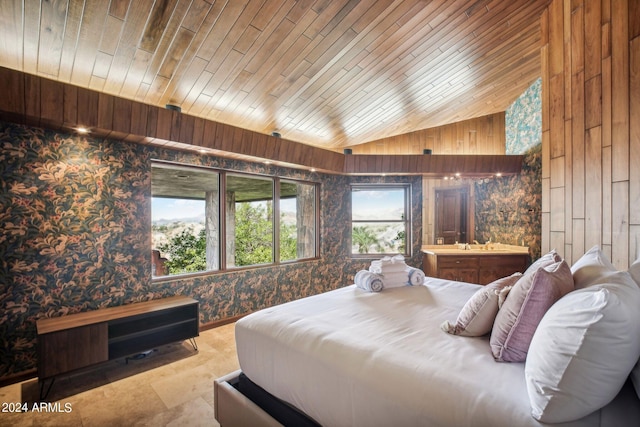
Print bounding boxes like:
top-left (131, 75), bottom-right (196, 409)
top-left (490, 260), bottom-right (574, 362)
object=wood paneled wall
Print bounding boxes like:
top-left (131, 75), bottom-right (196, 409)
top-left (541, 0), bottom-right (640, 268)
top-left (0, 66), bottom-right (522, 177)
top-left (0, 66), bottom-right (344, 174)
top-left (350, 113), bottom-right (506, 155)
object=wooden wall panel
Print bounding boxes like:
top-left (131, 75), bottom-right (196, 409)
top-left (0, 67), bottom-right (25, 118)
top-left (611, 0), bottom-right (630, 183)
top-left (0, 66), bottom-right (345, 174)
top-left (24, 74), bottom-right (40, 121)
top-left (631, 38), bottom-right (640, 225)
top-left (40, 79), bottom-right (64, 126)
top-left (541, 0), bottom-right (638, 268)
top-left (350, 113), bottom-right (506, 155)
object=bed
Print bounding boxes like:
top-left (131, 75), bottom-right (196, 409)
top-left (214, 253), bottom-right (640, 427)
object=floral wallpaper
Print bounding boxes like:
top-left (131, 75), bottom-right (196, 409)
top-left (475, 79), bottom-right (543, 260)
top-left (0, 121), bottom-right (422, 380)
top-left (505, 78), bottom-right (542, 155)
top-left (474, 144), bottom-right (542, 261)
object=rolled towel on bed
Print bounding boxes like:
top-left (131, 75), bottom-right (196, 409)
top-left (406, 267), bottom-right (426, 286)
top-left (380, 271), bottom-right (410, 288)
top-left (354, 270), bottom-right (384, 292)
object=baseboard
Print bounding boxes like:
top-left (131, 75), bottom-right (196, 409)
top-left (0, 368), bottom-right (37, 388)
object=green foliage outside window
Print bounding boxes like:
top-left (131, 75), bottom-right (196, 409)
top-left (158, 229), bottom-right (207, 274)
top-left (157, 202), bottom-right (297, 274)
top-left (234, 202), bottom-right (273, 266)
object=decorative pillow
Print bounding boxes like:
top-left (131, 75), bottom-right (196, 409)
top-left (524, 249), bottom-right (562, 275)
top-left (632, 360), bottom-right (640, 400)
top-left (441, 273), bottom-right (522, 337)
top-left (627, 251), bottom-right (640, 399)
top-left (525, 271), bottom-right (640, 422)
top-left (490, 260), bottom-right (574, 362)
top-left (628, 256), bottom-right (640, 289)
top-left (570, 245), bottom-right (618, 289)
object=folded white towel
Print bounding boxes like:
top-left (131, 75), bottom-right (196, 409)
top-left (371, 254), bottom-right (405, 266)
top-left (354, 270), bottom-right (384, 292)
top-left (369, 263), bottom-right (407, 274)
top-left (370, 255), bottom-right (408, 275)
top-left (406, 267), bottom-right (425, 285)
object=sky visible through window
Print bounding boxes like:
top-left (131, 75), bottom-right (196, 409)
top-left (152, 198), bottom-right (204, 222)
top-left (352, 189), bottom-right (405, 220)
top-left (152, 197), bottom-right (297, 222)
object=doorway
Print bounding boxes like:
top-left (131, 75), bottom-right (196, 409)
top-left (435, 187), bottom-right (470, 244)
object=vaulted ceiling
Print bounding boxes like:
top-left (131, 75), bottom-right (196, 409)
top-left (0, 0), bottom-right (548, 151)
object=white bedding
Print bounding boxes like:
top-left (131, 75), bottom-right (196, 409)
top-left (235, 278), bottom-right (640, 427)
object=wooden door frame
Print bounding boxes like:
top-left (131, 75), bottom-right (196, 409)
top-left (433, 185), bottom-right (474, 244)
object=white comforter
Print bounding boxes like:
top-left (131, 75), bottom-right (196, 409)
top-left (235, 278), bottom-right (638, 427)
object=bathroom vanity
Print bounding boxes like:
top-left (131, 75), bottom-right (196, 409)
top-left (422, 244), bottom-right (530, 285)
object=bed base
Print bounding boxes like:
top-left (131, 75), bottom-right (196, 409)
top-left (214, 370), bottom-right (320, 427)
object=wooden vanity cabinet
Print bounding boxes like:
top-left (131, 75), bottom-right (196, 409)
top-left (430, 255), bottom-right (480, 283)
top-left (423, 252), bottom-right (529, 285)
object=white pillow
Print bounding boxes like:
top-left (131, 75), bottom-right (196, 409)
top-left (627, 254), bottom-right (640, 399)
top-left (525, 271), bottom-right (640, 423)
top-left (628, 257), bottom-right (640, 289)
top-left (632, 360), bottom-right (640, 400)
top-left (570, 245), bottom-right (618, 289)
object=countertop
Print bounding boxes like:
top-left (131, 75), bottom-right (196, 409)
top-left (421, 244), bottom-right (530, 255)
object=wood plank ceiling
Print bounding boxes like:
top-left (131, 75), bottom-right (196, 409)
top-left (0, 0), bottom-right (549, 151)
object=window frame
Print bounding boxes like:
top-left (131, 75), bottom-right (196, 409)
top-left (151, 160), bottom-right (320, 281)
top-left (350, 183), bottom-right (412, 258)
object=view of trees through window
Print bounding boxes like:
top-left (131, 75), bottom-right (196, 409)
top-left (351, 185), bottom-right (410, 256)
top-left (151, 163), bottom-right (317, 276)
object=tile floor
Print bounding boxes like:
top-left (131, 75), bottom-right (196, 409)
top-left (0, 323), bottom-right (239, 427)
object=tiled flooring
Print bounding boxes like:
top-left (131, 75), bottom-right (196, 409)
top-left (0, 323), bottom-right (239, 427)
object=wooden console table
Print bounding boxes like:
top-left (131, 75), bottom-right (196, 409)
top-left (36, 295), bottom-right (199, 399)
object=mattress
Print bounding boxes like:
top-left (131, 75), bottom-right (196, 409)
top-left (235, 278), bottom-right (640, 427)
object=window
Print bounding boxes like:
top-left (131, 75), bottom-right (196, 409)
top-left (280, 180), bottom-right (317, 262)
top-left (225, 174), bottom-right (273, 267)
top-left (151, 162), bottom-right (318, 277)
top-left (351, 185), bottom-right (410, 256)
